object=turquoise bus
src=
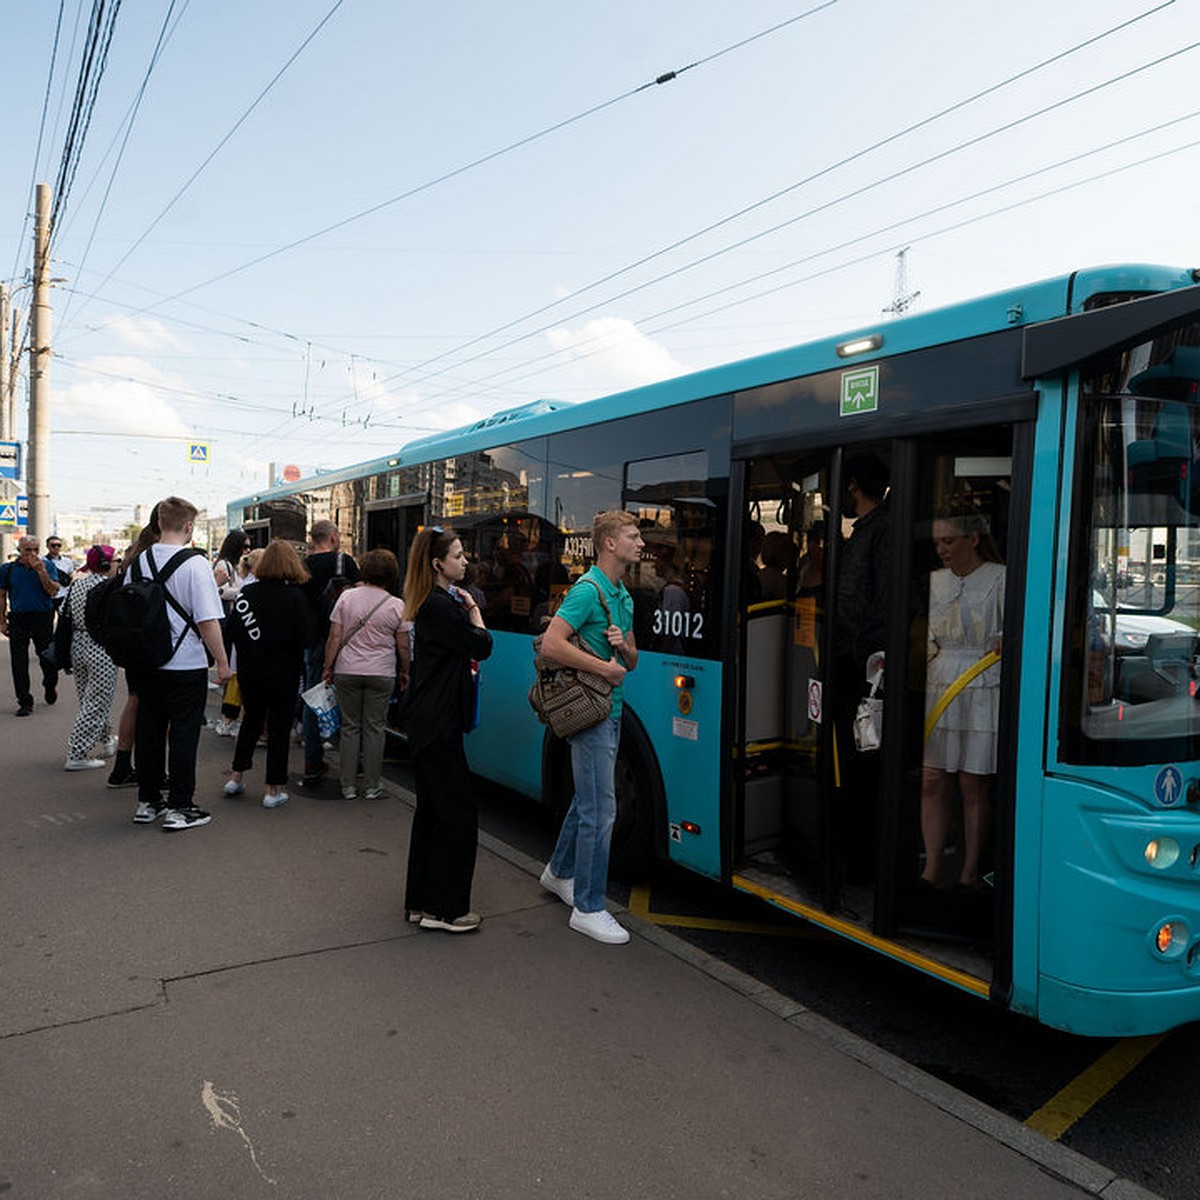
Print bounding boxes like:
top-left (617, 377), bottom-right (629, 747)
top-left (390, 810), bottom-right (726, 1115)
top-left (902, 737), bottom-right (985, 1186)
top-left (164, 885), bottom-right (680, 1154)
top-left (229, 264), bottom-right (1200, 1035)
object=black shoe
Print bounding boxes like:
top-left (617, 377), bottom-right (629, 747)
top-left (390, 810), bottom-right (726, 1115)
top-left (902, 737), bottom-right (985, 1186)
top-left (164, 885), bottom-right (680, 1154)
top-left (44, 684), bottom-right (57, 705)
top-left (162, 806), bottom-right (212, 831)
top-left (16, 704), bottom-right (32, 717)
top-left (106, 768), bottom-right (138, 790)
top-left (302, 762), bottom-right (328, 785)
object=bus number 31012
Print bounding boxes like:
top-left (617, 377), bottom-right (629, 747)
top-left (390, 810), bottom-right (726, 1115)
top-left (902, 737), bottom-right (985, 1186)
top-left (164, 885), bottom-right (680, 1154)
top-left (652, 608), bottom-right (704, 639)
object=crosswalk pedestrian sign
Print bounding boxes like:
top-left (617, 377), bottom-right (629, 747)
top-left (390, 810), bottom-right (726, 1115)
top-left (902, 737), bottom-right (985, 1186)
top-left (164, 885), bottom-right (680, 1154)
top-left (0, 495), bottom-right (27, 530)
top-left (188, 442), bottom-right (210, 464)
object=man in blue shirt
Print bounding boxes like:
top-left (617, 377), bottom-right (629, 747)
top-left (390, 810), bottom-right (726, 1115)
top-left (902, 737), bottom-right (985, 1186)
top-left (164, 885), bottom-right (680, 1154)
top-left (538, 510), bottom-right (642, 944)
top-left (0, 535), bottom-right (61, 716)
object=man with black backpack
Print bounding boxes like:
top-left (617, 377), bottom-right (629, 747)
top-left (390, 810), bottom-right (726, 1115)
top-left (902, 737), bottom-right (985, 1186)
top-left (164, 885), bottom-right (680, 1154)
top-left (123, 496), bottom-right (231, 830)
top-left (300, 519), bottom-right (359, 785)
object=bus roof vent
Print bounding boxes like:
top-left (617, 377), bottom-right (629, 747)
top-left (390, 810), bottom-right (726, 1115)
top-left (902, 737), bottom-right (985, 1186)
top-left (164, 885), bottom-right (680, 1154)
top-left (401, 399), bottom-right (573, 457)
top-left (465, 399), bottom-right (572, 432)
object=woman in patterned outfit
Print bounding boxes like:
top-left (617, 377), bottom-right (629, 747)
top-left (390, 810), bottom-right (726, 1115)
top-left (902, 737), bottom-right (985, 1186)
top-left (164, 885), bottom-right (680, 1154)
top-left (63, 545), bottom-right (120, 771)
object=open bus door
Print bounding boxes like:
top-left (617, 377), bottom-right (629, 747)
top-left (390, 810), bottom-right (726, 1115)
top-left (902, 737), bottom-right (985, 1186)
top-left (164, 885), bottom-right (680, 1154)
top-left (734, 426), bottom-right (1028, 995)
top-left (364, 493), bottom-right (426, 578)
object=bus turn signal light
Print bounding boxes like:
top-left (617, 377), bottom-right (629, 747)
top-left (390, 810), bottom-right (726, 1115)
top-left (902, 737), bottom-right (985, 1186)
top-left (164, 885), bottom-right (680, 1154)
top-left (680, 821), bottom-right (701, 836)
top-left (1154, 921), bottom-right (1188, 955)
top-left (674, 675), bottom-right (695, 689)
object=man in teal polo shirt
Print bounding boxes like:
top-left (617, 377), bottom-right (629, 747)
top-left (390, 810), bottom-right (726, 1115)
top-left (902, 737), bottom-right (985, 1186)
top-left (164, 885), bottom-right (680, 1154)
top-left (538, 510), bottom-right (642, 944)
top-left (0, 535), bottom-right (61, 716)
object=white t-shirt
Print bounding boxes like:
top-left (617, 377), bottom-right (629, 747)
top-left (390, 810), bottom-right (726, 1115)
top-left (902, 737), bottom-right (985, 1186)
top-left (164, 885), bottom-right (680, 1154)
top-left (136, 544), bottom-right (224, 670)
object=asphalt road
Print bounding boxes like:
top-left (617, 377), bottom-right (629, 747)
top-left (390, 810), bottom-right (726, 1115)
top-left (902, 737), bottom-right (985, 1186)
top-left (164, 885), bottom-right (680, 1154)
top-left (422, 758), bottom-right (1198, 1200)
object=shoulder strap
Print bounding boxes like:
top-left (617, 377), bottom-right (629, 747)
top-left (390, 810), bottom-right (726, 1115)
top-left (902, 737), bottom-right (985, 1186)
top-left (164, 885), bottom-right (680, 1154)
top-left (334, 592), bottom-right (391, 659)
top-left (148, 548), bottom-right (204, 654)
top-left (581, 575), bottom-right (627, 666)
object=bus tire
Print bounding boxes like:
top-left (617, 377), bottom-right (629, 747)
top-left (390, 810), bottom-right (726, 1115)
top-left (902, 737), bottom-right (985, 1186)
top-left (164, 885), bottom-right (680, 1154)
top-left (541, 710), bottom-right (663, 882)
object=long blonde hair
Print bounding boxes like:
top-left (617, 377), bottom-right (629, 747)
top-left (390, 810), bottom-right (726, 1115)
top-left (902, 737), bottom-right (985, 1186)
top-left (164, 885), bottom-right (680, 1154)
top-left (403, 526), bottom-right (459, 620)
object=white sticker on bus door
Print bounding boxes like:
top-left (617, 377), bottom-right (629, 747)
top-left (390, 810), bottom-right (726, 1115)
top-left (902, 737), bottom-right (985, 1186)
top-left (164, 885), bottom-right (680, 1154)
top-left (672, 717), bottom-right (699, 741)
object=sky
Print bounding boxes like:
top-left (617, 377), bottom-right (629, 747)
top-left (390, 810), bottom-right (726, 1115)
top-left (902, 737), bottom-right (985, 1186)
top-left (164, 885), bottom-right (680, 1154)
top-left (2, 0), bottom-right (1199, 528)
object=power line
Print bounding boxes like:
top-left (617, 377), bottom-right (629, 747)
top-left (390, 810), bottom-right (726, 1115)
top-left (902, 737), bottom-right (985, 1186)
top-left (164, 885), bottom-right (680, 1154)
top-left (70, 0), bottom-right (347, 323)
top-left (49, 0), bottom-right (124, 247)
top-left (365, 34), bottom-right (1200, 424)
top-left (367, 1), bottom-right (1177, 401)
top-left (8, 0), bottom-right (68, 285)
top-left (114, 3), bottom-right (838, 317)
top-left (392, 114), bottom-right (1200, 414)
top-left (56, 0), bottom-right (189, 332)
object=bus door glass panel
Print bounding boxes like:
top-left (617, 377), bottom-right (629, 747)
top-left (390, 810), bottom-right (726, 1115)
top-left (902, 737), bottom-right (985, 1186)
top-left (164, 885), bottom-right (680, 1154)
top-left (738, 456), bottom-right (829, 882)
top-left (897, 431), bottom-right (1013, 944)
top-left (623, 452), bottom-right (717, 658)
top-left (436, 441), bottom-right (550, 634)
top-left (1064, 332), bottom-right (1200, 765)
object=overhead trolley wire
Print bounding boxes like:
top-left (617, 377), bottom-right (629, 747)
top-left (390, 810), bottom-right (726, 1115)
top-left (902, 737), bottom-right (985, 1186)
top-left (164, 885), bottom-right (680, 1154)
top-left (374, 1), bottom-right (1178, 403)
top-left (118, 2), bottom-right (838, 318)
top-left (384, 98), bottom-right (1200, 419)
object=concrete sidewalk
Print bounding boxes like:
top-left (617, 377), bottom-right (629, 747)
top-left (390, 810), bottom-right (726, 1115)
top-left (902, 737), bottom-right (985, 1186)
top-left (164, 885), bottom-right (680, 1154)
top-left (0, 647), bottom-right (1156, 1198)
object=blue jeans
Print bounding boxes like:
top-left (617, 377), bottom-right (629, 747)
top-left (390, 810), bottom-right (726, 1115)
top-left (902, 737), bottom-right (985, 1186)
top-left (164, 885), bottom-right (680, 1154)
top-left (549, 717), bottom-right (620, 914)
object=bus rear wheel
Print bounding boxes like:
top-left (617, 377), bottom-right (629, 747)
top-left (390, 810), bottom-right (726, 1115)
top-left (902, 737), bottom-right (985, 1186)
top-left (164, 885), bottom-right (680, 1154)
top-left (545, 715), bottom-right (660, 882)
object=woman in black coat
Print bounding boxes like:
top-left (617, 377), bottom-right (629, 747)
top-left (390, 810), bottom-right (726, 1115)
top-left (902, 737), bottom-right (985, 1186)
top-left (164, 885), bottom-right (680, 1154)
top-left (223, 540), bottom-right (316, 808)
top-left (401, 526), bottom-right (493, 932)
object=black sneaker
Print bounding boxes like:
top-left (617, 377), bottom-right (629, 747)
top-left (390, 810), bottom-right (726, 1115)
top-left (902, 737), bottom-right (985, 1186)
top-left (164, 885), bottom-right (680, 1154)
top-left (107, 768), bottom-right (139, 790)
top-left (301, 762), bottom-right (328, 786)
top-left (15, 704), bottom-right (32, 717)
top-left (161, 807), bottom-right (212, 831)
top-left (44, 684), bottom-right (57, 705)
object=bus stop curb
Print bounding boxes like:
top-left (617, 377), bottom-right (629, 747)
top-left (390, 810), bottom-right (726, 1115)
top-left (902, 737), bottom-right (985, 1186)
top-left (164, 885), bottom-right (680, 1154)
top-left (471, 820), bottom-right (1164, 1200)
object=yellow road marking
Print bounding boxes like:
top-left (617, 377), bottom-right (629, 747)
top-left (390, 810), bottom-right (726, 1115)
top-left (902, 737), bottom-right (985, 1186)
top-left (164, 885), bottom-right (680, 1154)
top-left (1024, 1034), bottom-right (1167, 1140)
top-left (627, 884), bottom-right (819, 938)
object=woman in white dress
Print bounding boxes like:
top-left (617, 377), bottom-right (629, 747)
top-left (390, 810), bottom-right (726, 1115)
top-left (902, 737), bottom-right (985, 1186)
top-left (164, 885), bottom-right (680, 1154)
top-left (920, 512), bottom-right (1004, 889)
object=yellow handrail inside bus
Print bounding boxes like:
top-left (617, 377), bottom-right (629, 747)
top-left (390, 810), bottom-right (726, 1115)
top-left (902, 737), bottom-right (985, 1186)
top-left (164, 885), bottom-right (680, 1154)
top-left (923, 651), bottom-right (1001, 744)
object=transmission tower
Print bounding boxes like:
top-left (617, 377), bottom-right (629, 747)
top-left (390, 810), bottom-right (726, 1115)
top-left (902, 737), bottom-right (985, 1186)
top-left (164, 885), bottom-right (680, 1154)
top-left (882, 247), bottom-right (920, 317)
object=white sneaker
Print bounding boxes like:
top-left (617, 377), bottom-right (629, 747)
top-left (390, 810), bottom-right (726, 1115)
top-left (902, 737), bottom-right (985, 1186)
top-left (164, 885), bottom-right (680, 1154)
top-left (262, 791), bottom-right (289, 809)
top-left (539, 865), bottom-right (574, 907)
top-left (96, 736), bottom-right (117, 759)
top-left (222, 779), bottom-right (245, 797)
top-left (64, 757), bottom-right (106, 771)
top-left (569, 908), bottom-right (630, 945)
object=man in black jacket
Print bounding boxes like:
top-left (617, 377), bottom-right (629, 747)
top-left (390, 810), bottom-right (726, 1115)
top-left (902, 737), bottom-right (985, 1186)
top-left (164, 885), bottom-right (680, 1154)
top-left (833, 453), bottom-right (890, 883)
top-left (300, 520), bottom-right (359, 784)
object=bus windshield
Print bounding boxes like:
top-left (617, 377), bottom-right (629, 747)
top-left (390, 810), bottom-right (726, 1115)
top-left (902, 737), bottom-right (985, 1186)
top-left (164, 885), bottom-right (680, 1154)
top-left (1066, 335), bottom-right (1200, 764)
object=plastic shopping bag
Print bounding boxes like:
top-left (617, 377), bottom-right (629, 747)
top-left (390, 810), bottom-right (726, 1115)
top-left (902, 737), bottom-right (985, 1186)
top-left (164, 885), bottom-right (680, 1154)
top-left (301, 680), bottom-right (342, 739)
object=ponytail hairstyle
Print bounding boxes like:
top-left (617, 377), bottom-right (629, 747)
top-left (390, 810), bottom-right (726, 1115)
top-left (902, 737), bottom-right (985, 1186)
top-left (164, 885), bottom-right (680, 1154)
top-left (403, 525), bottom-right (459, 620)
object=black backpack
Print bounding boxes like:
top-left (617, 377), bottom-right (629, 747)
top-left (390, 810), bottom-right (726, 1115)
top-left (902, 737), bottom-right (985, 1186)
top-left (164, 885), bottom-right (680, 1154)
top-left (317, 550), bottom-right (350, 629)
top-left (86, 548), bottom-right (206, 670)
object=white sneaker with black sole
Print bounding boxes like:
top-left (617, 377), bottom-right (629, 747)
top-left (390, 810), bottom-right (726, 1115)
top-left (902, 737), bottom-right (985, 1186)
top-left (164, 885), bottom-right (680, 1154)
top-left (132, 801), bottom-right (166, 823)
top-left (161, 807), bottom-right (212, 831)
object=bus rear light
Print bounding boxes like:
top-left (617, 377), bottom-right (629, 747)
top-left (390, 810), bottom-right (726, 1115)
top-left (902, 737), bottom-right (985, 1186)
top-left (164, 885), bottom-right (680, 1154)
top-left (1153, 920), bottom-right (1188, 956)
top-left (680, 821), bottom-right (702, 836)
top-left (1145, 838), bottom-right (1180, 869)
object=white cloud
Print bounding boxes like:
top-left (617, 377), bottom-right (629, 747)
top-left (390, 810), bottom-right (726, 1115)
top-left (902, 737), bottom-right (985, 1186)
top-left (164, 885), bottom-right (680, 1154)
top-left (545, 317), bottom-right (687, 391)
top-left (59, 356), bottom-right (192, 439)
top-left (104, 314), bottom-right (189, 354)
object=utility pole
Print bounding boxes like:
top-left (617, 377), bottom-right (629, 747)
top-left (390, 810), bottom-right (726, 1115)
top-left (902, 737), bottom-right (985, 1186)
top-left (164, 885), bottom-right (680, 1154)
top-left (0, 284), bottom-right (11, 562)
top-left (882, 246), bottom-right (920, 318)
top-left (29, 182), bottom-right (51, 540)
